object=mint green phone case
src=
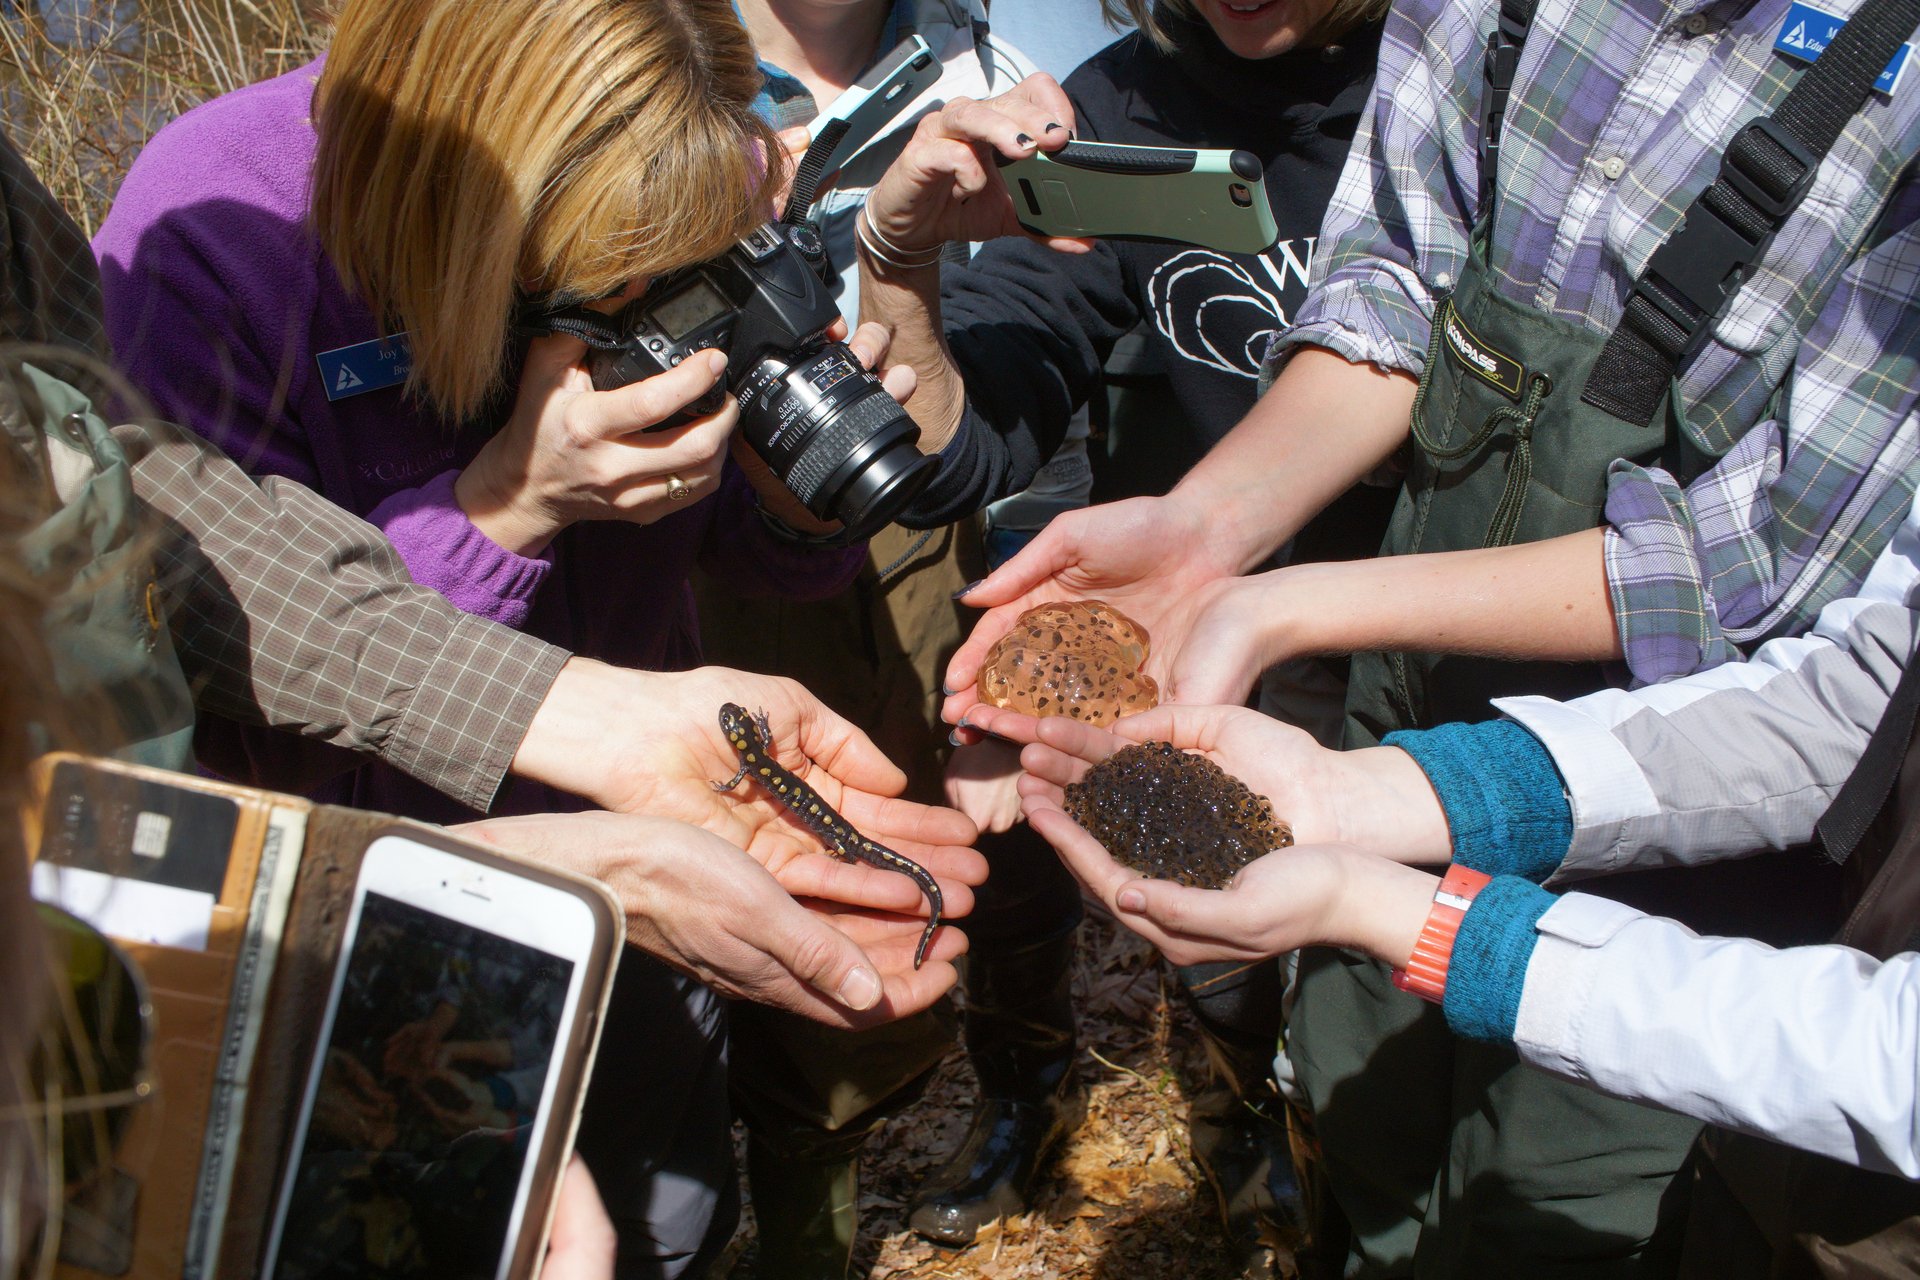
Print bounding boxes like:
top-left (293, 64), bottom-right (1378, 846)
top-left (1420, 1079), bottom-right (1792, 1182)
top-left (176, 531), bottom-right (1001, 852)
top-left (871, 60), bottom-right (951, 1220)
top-left (999, 141), bottom-right (1279, 256)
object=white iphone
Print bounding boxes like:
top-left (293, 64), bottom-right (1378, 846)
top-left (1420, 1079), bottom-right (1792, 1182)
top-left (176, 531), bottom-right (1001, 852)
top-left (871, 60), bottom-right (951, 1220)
top-left (262, 830), bottom-right (620, 1280)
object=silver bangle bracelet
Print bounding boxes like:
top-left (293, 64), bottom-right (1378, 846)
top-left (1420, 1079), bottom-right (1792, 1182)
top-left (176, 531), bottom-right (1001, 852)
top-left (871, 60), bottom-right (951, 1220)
top-left (855, 206), bottom-right (943, 270)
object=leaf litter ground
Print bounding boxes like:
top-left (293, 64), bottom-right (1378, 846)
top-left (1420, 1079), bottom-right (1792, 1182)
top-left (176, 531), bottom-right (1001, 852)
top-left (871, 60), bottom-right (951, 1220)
top-left (721, 912), bottom-right (1288, 1279)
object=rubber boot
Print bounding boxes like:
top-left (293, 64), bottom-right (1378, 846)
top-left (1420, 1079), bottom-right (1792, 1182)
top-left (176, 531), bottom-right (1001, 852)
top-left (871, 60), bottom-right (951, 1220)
top-left (907, 929), bottom-right (1082, 1245)
top-left (746, 1127), bottom-right (864, 1280)
top-left (1186, 1020), bottom-right (1301, 1263)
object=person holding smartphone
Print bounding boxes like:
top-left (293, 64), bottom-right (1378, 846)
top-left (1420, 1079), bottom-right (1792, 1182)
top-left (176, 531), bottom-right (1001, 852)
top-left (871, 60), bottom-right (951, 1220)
top-left (703, 4), bottom-right (1047, 1274)
top-left (921, 0), bottom-right (1920, 1272)
top-left (849, 0), bottom-right (1391, 1255)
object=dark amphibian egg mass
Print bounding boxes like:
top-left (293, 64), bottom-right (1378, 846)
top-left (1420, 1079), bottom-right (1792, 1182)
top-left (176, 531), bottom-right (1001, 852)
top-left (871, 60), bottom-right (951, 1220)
top-left (1063, 742), bottom-right (1293, 889)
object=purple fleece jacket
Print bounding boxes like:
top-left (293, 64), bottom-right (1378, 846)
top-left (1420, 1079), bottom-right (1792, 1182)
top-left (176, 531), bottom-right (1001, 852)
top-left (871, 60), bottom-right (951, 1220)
top-left (94, 58), bottom-right (864, 821)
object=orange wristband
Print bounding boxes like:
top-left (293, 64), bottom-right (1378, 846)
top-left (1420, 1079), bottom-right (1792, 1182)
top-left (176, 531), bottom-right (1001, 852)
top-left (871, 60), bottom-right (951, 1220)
top-left (1391, 864), bottom-right (1492, 1004)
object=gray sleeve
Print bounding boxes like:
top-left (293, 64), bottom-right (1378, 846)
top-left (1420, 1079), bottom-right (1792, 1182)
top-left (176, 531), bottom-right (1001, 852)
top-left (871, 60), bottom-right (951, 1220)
top-left (1494, 495), bottom-right (1920, 883)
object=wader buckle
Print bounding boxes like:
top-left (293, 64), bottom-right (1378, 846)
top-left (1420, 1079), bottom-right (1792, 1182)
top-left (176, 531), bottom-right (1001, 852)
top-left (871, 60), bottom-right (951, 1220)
top-left (1627, 118), bottom-right (1818, 366)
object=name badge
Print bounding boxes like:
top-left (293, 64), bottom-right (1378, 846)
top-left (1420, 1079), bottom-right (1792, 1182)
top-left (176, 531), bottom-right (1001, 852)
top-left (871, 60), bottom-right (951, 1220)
top-left (315, 333), bottom-right (413, 402)
top-left (1774, 2), bottom-right (1913, 95)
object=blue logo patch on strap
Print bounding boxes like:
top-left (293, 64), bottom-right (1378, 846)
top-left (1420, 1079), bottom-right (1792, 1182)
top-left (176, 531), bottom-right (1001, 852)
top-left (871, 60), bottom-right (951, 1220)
top-left (1774, 2), bottom-right (1913, 95)
top-left (315, 333), bottom-right (412, 402)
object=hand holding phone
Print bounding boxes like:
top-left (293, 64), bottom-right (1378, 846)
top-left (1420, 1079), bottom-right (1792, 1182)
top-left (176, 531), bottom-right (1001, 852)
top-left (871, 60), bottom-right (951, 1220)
top-left (858, 72), bottom-right (1091, 259)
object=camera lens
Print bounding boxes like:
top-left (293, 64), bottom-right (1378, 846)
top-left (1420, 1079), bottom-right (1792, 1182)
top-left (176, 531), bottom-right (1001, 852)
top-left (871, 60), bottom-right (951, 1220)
top-left (735, 341), bottom-right (936, 540)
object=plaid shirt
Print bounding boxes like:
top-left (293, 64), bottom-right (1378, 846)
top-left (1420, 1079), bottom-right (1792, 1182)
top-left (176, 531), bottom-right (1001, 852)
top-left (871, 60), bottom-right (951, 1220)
top-left (1272, 0), bottom-right (1920, 682)
top-left (0, 130), bottom-right (568, 810)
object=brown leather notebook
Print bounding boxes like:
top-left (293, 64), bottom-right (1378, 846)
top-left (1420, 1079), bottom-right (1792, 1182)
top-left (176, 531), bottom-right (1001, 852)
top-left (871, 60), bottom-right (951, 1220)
top-left (26, 754), bottom-right (620, 1280)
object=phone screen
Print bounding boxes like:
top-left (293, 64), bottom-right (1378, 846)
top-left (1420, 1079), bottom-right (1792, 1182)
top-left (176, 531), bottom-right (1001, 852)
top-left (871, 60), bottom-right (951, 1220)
top-left (270, 890), bottom-right (576, 1280)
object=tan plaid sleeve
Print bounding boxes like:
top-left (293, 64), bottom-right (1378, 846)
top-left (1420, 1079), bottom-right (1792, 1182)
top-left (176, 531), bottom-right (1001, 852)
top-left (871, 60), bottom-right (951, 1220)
top-left (120, 418), bottom-right (570, 811)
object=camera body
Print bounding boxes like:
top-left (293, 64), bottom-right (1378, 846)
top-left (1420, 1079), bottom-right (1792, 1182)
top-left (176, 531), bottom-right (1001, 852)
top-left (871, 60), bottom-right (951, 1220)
top-left (581, 221), bottom-right (935, 541)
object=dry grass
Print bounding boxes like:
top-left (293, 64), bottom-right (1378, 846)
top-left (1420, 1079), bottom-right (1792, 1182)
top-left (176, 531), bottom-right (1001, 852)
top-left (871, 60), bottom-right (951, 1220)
top-left (0, 0), bottom-right (327, 235)
top-left (725, 913), bottom-right (1288, 1280)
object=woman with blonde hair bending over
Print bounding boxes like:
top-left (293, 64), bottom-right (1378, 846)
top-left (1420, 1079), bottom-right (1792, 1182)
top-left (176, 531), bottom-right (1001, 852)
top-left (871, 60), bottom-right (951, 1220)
top-left (94, 2), bottom-right (911, 1273)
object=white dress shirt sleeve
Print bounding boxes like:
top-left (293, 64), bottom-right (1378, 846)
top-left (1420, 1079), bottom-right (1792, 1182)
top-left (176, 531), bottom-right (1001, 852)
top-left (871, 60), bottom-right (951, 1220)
top-left (1490, 489), bottom-right (1920, 884)
top-left (1512, 894), bottom-right (1920, 1178)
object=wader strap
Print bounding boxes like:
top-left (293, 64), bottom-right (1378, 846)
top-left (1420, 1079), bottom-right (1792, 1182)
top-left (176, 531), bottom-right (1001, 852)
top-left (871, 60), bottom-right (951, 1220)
top-left (1817, 646), bottom-right (1920, 863)
top-left (1479, 0), bottom-right (1537, 219)
top-left (1581, 0), bottom-right (1920, 427)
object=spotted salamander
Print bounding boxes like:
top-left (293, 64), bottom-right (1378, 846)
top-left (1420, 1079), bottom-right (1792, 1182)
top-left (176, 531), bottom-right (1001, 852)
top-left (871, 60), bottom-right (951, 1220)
top-left (712, 702), bottom-right (943, 969)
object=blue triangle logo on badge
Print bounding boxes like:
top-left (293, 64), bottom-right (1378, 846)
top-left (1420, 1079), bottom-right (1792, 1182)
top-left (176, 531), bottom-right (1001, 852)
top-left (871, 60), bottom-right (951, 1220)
top-left (335, 365), bottom-right (365, 392)
top-left (1782, 20), bottom-right (1808, 48)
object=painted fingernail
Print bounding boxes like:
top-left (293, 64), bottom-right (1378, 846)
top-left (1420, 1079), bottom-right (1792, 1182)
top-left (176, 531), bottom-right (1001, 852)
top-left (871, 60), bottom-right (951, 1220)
top-left (836, 966), bottom-right (881, 1011)
top-left (1044, 121), bottom-right (1064, 133)
top-left (951, 578), bottom-right (985, 600)
top-left (941, 682), bottom-right (957, 697)
top-left (1015, 132), bottom-right (1036, 148)
top-left (1117, 889), bottom-right (1146, 913)
top-left (1068, 129), bottom-right (1078, 141)
top-left (948, 729), bottom-right (965, 747)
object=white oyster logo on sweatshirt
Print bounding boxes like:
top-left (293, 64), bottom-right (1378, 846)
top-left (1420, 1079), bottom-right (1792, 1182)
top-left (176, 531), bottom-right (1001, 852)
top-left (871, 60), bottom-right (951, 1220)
top-left (1148, 237), bottom-right (1315, 378)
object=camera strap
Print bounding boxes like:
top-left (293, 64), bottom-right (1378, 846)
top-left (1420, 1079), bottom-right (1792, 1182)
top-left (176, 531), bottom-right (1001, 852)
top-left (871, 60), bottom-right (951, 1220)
top-left (783, 117), bottom-right (849, 228)
top-left (514, 301), bottom-right (630, 349)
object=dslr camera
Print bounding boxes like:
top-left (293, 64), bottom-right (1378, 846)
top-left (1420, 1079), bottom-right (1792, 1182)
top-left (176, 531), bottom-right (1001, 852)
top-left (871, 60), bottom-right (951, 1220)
top-left (525, 218), bottom-right (935, 543)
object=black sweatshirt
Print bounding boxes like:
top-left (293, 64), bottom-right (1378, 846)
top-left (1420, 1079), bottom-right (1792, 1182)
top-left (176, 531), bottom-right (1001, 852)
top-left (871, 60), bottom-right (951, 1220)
top-left (902, 12), bottom-right (1383, 530)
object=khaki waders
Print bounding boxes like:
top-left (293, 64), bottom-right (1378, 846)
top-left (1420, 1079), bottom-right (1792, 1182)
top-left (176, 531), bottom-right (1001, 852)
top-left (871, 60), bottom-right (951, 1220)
top-left (694, 520), bottom-right (982, 1278)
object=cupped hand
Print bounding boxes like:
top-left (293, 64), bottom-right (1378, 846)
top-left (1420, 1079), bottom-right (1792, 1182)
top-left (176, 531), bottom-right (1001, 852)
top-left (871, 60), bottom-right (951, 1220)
top-left (515, 659), bottom-right (987, 893)
top-left (1026, 792), bottom-right (1430, 969)
top-left (962, 701), bottom-right (1453, 864)
top-left (454, 336), bottom-right (736, 556)
top-left (941, 494), bottom-right (1238, 729)
top-left (862, 73), bottom-right (1091, 256)
top-left (1162, 570), bottom-right (1294, 707)
top-left (458, 811), bottom-right (967, 1028)
top-left (942, 739), bottom-right (1026, 834)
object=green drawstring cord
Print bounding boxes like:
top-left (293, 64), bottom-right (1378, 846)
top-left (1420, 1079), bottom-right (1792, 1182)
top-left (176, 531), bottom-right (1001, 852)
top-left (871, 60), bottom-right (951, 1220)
top-left (1410, 371), bottom-right (1553, 548)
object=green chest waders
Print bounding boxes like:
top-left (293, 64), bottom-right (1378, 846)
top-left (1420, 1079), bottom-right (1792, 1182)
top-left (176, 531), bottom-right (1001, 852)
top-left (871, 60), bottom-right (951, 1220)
top-left (1291, 1), bottom-right (1920, 1274)
top-left (9, 362), bottom-right (197, 772)
top-left (1342, 230), bottom-right (1679, 748)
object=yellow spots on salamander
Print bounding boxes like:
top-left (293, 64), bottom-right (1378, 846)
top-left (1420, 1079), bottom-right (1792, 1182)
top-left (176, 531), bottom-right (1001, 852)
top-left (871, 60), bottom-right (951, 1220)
top-left (712, 700), bottom-right (944, 970)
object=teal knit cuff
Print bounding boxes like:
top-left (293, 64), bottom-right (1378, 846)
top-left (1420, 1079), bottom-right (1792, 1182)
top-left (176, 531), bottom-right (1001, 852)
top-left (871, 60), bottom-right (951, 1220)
top-left (1384, 721), bottom-right (1572, 881)
top-left (1440, 876), bottom-right (1555, 1043)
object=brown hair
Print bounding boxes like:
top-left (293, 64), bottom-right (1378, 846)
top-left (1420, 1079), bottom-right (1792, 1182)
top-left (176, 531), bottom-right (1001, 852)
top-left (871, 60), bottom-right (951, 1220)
top-left (310, 0), bottom-right (780, 422)
top-left (1100, 0), bottom-right (1388, 54)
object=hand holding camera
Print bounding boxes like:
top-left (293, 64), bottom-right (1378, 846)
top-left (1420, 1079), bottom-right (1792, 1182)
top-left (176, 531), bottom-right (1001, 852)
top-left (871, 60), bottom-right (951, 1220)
top-left (452, 332), bottom-right (739, 557)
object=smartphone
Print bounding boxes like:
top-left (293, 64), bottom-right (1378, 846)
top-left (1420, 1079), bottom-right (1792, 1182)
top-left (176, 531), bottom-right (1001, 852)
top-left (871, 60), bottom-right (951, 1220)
top-left (803, 34), bottom-right (940, 177)
top-left (998, 140), bottom-right (1281, 255)
top-left (785, 34), bottom-right (941, 218)
top-left (262, 830), bottom-right (620, 1280)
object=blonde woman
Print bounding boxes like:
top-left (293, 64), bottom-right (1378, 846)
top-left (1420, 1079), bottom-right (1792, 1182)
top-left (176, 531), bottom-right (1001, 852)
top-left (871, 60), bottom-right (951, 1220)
top-left (90, 3), bottom-right (920, 1274)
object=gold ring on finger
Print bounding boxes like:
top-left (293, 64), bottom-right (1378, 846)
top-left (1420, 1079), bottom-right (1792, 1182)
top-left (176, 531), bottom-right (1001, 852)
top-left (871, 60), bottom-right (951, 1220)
top-left (666, 474), bottom-right (693, 501)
